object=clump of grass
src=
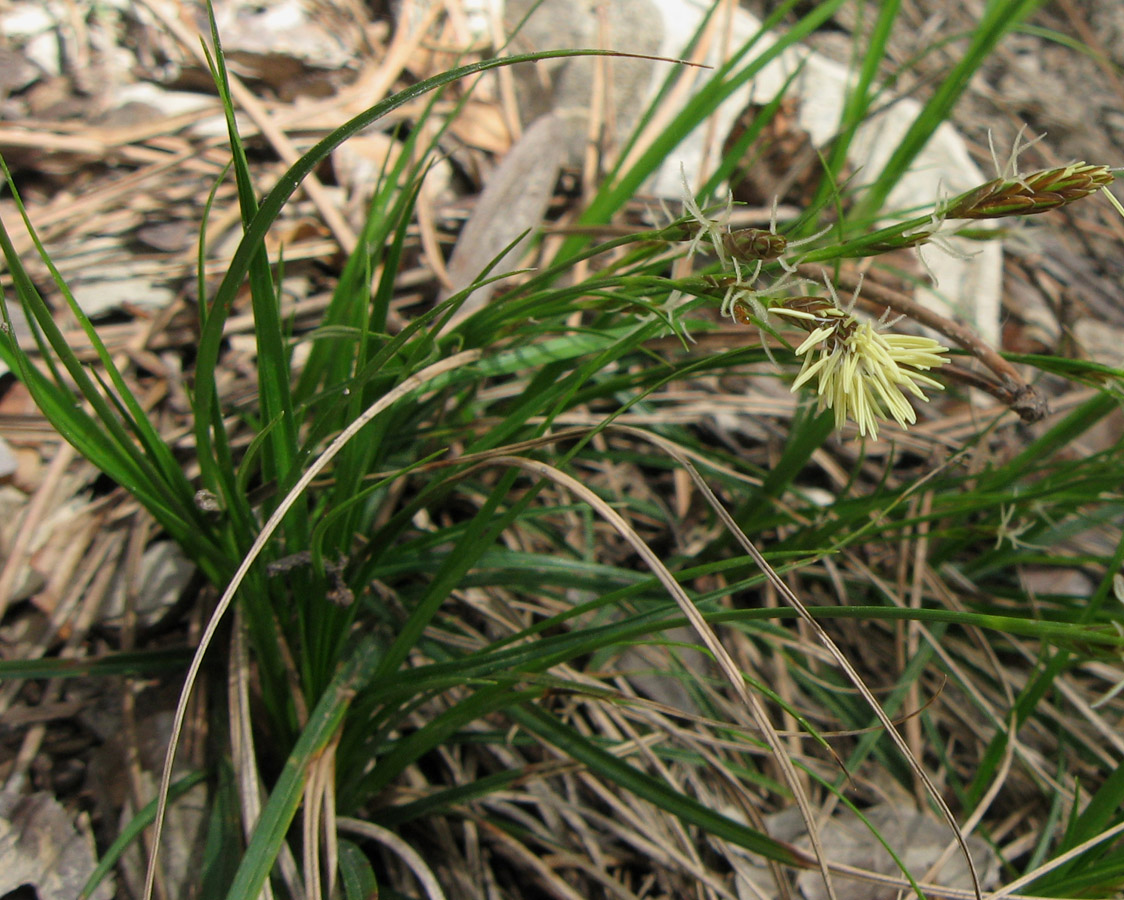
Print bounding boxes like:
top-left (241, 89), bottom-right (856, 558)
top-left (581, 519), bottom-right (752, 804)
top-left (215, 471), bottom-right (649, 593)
top-left (2, 2), bottom-right (1124, 900)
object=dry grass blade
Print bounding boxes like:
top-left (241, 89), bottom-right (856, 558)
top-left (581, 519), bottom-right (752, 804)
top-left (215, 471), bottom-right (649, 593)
top-left (482, 454), bottom-right (840, 900)
top-left (303, 731), bottom-right (340, 900)
top-left (988, 819), bottom-right (1124, 899)
top-left (820, 864), bottom-right (1045, 900)
top-left (634, 431), bottom-right (986, 900)
top-left (141, 348), bottom-right (483, 900)
top-left (227, 607), bottom-right (276, 900)
top-left (918, 721), bottom-right (1014, 888)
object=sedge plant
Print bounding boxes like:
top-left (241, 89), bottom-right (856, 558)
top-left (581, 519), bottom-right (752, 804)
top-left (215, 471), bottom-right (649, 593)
top-left (2, 2), bottom-right (1124, 899)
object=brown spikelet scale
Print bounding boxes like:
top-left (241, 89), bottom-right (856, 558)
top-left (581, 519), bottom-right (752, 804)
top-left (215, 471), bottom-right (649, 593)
top-left (722, 227), bottom-right (788, 261)
top-left (777, 295), bottom-right (836, 319)
top-left (770, 296), bottom-right (855, 336)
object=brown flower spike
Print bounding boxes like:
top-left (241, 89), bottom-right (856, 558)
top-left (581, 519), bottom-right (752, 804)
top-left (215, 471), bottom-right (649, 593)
top-left (941, 162), bottom-right (1113, 219)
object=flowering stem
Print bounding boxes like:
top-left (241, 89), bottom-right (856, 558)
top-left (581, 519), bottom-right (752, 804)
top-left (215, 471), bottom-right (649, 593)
top-left (796, 212), bottom-right (939, 263)
top-left (795, 264), bottom-right (1048, 422)
top-left (796, 165), bottom-right (1113, 264)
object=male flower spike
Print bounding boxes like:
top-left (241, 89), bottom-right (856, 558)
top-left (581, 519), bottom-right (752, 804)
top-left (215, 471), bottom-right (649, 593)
top-left (770, 291), bottom-right (949, 439)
